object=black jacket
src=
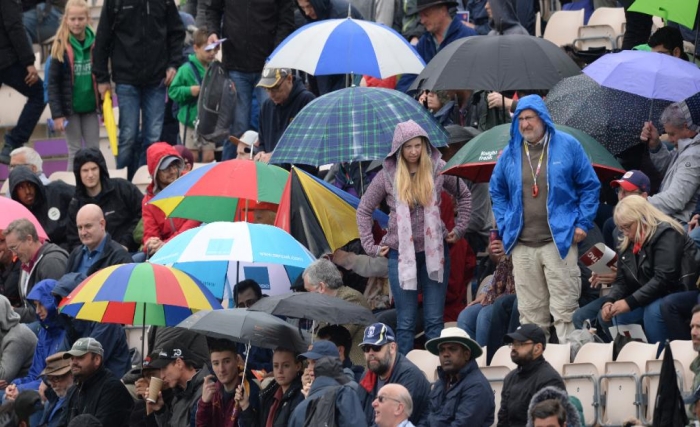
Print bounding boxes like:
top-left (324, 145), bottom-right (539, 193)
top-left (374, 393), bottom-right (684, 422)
top-left (67, 148), bottom-right (143, 252)
top-left (196, 0), bottom-right (295, 73)
top-left (604, 222), bottom-right (686, 311)
top-left (258, 77), bottom-right (315, 153)
top-left (59, 366), bottom-right (134, 427)
top-left (92, 0), bottom-right (185, 86)
top-left (47, 45), bottom-right (99, 119)
top-left (0, 259), bottom-right (21, 308)
top-left (497, 357), bottom-right (565, 427)
top-left (0, 0), bottom-right (35, 71)
top-left (239, 376), bottom-right (305, 427)
top-left (419, 360), bottom-right (494, 427)
top-left (9, 166), bottom-right (74, 250)
top-left (65, 233), bottom-right (133, 276)
top-left (357, 353), bottom-right (431, 426)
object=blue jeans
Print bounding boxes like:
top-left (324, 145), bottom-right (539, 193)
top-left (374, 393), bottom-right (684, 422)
top-left (388, 247), bottom-right (450, 355)
top-left (115, 83), bottom-right (166, 178)
top-left (23, 3), bottom-right (62, 45)
top-left (485, 294), bottom-right (519, 364)
top-left (598, 298), bottom-right (667, 345)
top-left (689, 226), bottom-right (700, 251)
top-left (1, 63), bottom-right (46, 151)
top-left (457, 303), bottom-right (493, 347)
top-left (660, 290), bottom-right (700, 341)
top-left (223, 71), bottom-right (268, 160)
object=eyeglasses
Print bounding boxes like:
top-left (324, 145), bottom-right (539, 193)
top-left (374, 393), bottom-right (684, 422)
top-left (236, 298), bottom-right (257, 308)
top-left (618, 222), bottom-right (634, 232)
top-left (47, 372), bottom-right (71, 383)
top-left (8, 163), bottom-right (30, 171)
top-left (508, 341), bottom-right (534, 349)
top-left (7, 239), bottom-right (23, 254)
top-left (361, 344), bottom-right (384, 353)
top-left (518, 115), bottom-right (539, 124)
top-left (376, 395), bottom-right (401, 404)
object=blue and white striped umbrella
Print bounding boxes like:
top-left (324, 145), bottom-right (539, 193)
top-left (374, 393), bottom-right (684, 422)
top-left (266, 18), bottom-right (425, 79)
top-left (150, 222), bottom-right (315, 299)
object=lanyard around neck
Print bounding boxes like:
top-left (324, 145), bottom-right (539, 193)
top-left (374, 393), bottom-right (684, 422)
top-left (523, 133), bottom-right (549, 198)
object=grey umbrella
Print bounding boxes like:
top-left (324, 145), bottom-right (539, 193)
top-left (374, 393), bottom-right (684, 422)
top-left (177, 308), bottom-right (308, 354)
top-left (248, 292), bottom-right (376, 326)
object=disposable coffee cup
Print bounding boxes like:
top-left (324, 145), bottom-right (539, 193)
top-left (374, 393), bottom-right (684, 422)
top-left (147, 377), bottom-right (163, 403)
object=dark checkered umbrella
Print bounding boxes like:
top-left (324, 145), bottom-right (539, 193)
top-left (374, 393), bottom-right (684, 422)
top-left (270, 87), bottom-right (449, 167)
top-left (546, 74), bottom-right (672, 156)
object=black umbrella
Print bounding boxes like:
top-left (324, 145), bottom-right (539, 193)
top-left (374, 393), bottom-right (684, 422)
top-left (409, 35), bottom-right (582, 93)
top-left (248, 292), bottom-right (376, 325)
top-left (653, 340), bottom-right (688, 427)
top-left (176, 308), bottom-right (308, 354)
top-left (546, 74), bottom-right (672, 156)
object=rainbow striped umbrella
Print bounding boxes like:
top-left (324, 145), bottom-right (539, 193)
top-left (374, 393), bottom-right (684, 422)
top-left (148, 159), bottom-right (289, 223)
top-left (58, 263), bottom-right (223, 326)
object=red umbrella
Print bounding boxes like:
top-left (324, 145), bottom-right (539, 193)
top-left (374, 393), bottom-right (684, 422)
top-left (0, 197), bottom-right (49, 241)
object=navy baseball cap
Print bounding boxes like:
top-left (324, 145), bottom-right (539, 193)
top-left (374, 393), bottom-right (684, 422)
top-left (298, 340), bottom-right (340, 361)
top-left (359, 323), bottom-right (396, 347)
top-left (505, 324), bottom-right (547, 348)
top-left (610, 170), bottom-right (650, 194)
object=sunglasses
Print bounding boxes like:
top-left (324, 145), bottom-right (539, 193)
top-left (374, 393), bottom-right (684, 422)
top-left (376, 395), bottom-right (401, 404)
top-left (361, 344), bottom-right (384, 353)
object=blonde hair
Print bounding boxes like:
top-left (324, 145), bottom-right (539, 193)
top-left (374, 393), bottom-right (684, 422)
top-left (613, 195), bottom-right (684, 251)
top-left (394, 137), bottom-right (435, 207)
top-left (51, 0), bottom-right (91, 62)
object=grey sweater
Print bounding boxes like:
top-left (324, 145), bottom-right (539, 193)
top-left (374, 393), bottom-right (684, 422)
top-left (0, 295), bottom-right (37, 381)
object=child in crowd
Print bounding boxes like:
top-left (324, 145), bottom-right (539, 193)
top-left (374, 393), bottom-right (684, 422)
top-left (47, 0), bottom-right (99, 171)
top-left (168, 28), bottom-right (218, 163)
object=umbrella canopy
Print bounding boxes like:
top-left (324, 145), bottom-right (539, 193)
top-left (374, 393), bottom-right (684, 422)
top-left (248, 292), bottom-right (376, 325)
top-left (0, 197), bottom-right (49, 241)
top-left (628, 0), bottom-right (699, 30)
top-left (150, 222), bottom-right (316, 299)
top-left (274, 167), bottom-right (389, 257)
top-left (58, 263), bottom-right (223, 326)
top-left (546, 74), bottom-right (672, 156)
top-left (583, 50), bottom-right (700, 102)
top-left (271, 87), bottom-right (449, 166)
top-left (409, 35), bottom-right (581, 92)
top-left (148, 160), bottom-right (289, 223)
top-left (442, 122), bottom-right (624, 182)
top-left (266, 18), bottom-right (425, 79)
top-left (177, 308), bottom-right (308, 353)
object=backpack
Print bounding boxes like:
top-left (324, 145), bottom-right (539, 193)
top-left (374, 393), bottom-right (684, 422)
top-left (195, 60), bottom-right (236, 143)
top-left (303, 386), bottom-right (341, 427)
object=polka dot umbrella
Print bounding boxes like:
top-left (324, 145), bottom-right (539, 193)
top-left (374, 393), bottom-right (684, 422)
top-left (545, 74), bottom-right (672, 156)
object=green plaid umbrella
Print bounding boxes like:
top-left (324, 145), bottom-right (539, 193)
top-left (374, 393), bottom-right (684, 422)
top-left (270, 87), bottom-right (449, 167)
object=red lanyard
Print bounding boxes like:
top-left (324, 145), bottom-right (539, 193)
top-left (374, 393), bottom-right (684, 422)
top-left (523, 133), bottom-right (549, 198)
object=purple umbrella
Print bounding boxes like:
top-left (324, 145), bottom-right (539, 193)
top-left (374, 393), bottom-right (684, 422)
top-left (583, 50), bottom-right (700, 102)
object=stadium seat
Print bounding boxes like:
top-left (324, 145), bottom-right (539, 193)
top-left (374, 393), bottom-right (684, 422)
top-left (48, 171), bottom-right (76, 186)
top-left (543, 342), bottom-right (571, 374)
top-left (642, 358), bottom-right (684, 423)
top-left (406, 349), bottom-right (439, 382)
top-left (476, 346), bottom-right (487, 368)
top-left (544, 10), bottom-right (585, 47)
top-left (480, 365), bottom-right (511, 427)
top-left (108, 168), bottom-right (127, 179)
top-left (563, 342), bottom-right (613, 426)
top-left (490, 345), bottom-right (517, 370)
top-left (131, 165), bottom-right (151, 194)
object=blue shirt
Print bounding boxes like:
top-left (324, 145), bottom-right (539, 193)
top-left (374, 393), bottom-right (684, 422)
top-left (76, 236), bottom-right (108, 275)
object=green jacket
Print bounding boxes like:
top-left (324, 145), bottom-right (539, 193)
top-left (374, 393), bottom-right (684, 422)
top-left (69, 26), bottom-right (96, 114)
top-left (168, 54), bottom-right (206, 128)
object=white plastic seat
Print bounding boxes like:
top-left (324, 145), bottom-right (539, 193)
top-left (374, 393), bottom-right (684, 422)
top-left (669, 340), bottom-right (696, 391)
top-left (562, 342), bottom-right (613, 426)
top-left (131, 165), bottom-right (151, 194)
top-left (543, 10), bottom-right (585, 47)
top-left (543, 342), bottom-right (571, 374)
top-left (588, 7), bottom-right (626, 35)
top-left (576, 25), bottom-right (617, 50)
top-left (108, 168), bottom-right (127, 179)
top-left (642, 358), bottom-right (684, 423)
top-left (480, 365), bottom-right (511, 427)
top-left (490, 345), bottom-right (517, 370)
top-left (48, 171), bottom-right (76, 186)
top-left (0, 180), bottom-right (8, 196)
top-left (476, 346), bottom-right (487, 368)
top-left (405, 350), bottom-right (439, 382)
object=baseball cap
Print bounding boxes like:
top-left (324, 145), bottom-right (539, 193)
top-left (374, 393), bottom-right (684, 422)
top-left (610, 170), bottom-right (650, 194)
top-left (159, 155), bottom-right (183, 171)
top-left (148, 346), bottom-right (197, 369)
top-left (504, 324), bottom-right (547, 348)
top-left (257, 68), bottom-right (291, 88)
top-left (359, 323), bottom-right (396, 347)
top-left (298, 340), bottom-right (340, 361)
top-left (40, 352), bottom-right (71, 376)
top-left (63, 338), bottom-right (104, 358)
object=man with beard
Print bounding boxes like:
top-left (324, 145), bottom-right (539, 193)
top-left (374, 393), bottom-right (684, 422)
top-left (497, 324), bottom-right (565, 427)
top-left (356, 323), bottom-right (430, 426)
top-left (420, 328), bottom-right (494, 426)
top-left (687, 305), bottom-right (700, 423)
top-left (59, 338), bottom-right (133, 427)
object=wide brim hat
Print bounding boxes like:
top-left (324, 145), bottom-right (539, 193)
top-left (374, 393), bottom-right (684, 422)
top-left (410, 0), bottom-right (459, 14)
top-left (425, 327), bottom-right (482, 358)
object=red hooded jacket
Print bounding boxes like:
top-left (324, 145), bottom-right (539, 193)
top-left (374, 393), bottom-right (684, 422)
top-left (142, 143), bottom-right (200, 251)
